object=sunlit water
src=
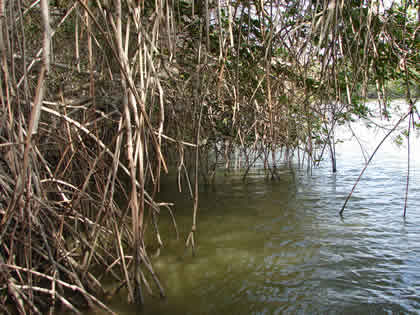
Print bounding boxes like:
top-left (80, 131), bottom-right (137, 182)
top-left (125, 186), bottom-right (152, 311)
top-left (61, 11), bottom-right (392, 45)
top-left (92, 102), bottom-right (420, 314)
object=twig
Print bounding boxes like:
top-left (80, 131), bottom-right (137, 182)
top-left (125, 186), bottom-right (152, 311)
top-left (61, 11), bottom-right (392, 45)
top-left (3, 264), bottom-right (117, 315)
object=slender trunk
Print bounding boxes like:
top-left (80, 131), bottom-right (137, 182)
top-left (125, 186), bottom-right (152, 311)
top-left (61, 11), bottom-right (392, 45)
top-left (114, 0), bottom-right (140, 303)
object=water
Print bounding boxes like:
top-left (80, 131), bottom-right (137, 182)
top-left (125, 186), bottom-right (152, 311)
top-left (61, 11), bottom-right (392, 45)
top-left (94, 103), bottom-right (420, 314)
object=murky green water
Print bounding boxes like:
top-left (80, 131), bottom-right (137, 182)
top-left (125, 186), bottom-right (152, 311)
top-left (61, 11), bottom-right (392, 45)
top-left (90, 105), bottom-right (420, 314)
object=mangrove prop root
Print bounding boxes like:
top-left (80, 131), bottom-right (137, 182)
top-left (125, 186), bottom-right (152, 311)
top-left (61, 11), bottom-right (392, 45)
top-left (339, 109), bottom-right (411, 216)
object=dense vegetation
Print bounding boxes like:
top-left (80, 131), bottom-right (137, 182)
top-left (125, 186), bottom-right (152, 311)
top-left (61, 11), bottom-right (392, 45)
top-left (0, 0), bottom-right (418, 313)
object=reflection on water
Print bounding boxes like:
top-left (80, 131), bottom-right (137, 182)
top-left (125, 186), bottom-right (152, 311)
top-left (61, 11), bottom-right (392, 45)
top-left (90, 106), bottom-right (420, 315)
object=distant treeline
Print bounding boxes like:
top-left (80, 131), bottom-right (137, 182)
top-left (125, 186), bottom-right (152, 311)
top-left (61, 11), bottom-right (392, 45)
top-left (367, 80), bottom-right (420, 99)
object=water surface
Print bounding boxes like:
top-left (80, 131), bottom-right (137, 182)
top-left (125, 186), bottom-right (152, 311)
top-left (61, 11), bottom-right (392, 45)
top-left (96, 104), bottom-right (420, 314)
